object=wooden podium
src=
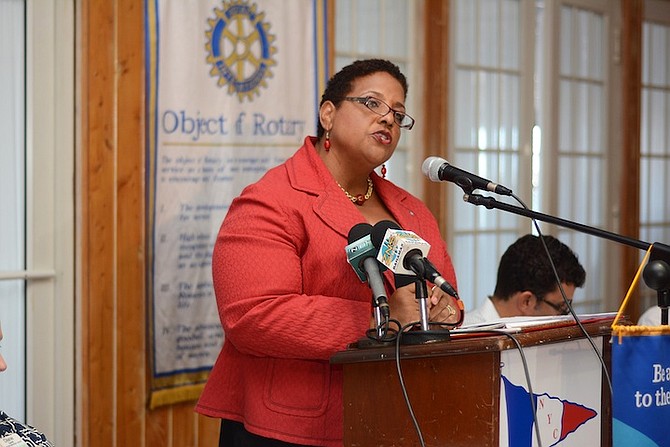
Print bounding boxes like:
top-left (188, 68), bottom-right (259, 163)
top-left (331, 318), bottom-right (614, 447)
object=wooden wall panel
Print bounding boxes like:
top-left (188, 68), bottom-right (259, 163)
top-left (620, 0), bottom-right (643, 321)
top-left (115, 0), bottom-right (147, 444)
top-left (172, 404), bottom-right (196, 445)
top-left (146, 406), bottom-right (169, 445)
top-left (81, 0), bottom-right (116, 444)
top-left (198, 413), bottom-right (221, 444)
top-left (422, 0), bottom-right (450, 233)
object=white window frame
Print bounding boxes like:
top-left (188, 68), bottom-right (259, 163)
top-left (540, 0), bottom-right (621, 311)
top-left (24, 0), bottom-right (74, 444)
top-left (447, 0), bottom-right (536, 311)
top-left (639, 0), bottom-right (670, 309)
top-left (447, 0), bottom-right (622, 312)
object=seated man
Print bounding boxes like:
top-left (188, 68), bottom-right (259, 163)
top-left (0, 321), bottom-right (54, 447)
top-left (464, 234), bottom-right (586, 325)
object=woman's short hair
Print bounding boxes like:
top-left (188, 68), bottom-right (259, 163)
top-left (316, 59), bottom-right (408, 138)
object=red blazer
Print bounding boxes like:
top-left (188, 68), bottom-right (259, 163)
top-left (196, 137), bottom-right (457, 446)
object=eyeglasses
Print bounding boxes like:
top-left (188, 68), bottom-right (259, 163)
top-left (537, 295), bottom-right (572, 315)
top-left (344, 96), bottom-right (415, 130)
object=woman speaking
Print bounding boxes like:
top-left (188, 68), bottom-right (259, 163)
top-left (196, 59), bottom-right (461, 447)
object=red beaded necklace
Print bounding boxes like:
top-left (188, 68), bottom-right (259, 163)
top-left (337, 177), bottom-right (374, 206)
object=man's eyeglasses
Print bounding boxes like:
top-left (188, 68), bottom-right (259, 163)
top-left (344, 96), bottom-right (415, 130)
top-left (537, 295), bottom-right (571, 315)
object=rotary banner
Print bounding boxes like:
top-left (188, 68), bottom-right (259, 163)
top-left (145, 0), bottom-right (329, 408)
top-left (612, 246), bottom-right (670, 447)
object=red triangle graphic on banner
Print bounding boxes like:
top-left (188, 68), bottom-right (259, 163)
top-left (561, 400), bottom-right (597, 439)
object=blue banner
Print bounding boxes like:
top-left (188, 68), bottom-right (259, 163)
top-left (612, 331), bottom-right (670, 447)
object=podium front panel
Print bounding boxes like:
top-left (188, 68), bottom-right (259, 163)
top-left (499, 336), bottom-right (605, 446)
top-left (333, 320), bottom-right (613, 447)
top-left (341, 351), bottom-right (500, 447)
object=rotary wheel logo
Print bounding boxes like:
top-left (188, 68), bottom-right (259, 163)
top-left (205, 0), bottom-right (277, 102)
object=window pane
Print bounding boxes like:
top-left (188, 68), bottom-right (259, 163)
top-left (640, 19), bottom-right (670, 263)
top-left (453, 234), bottom-right (476, 309)
top-left (556, 228), bottom-right (605, 311)
top-left (0, 0), bottom-right (26, 420)
top-left (335, 0), bottom-right (353, 52)
top-left (560, 6), bottom-right (573, 75)
top-left (455, 0), bottom-right (477, 65)
top-left (641, 158), bottom-right (670, 223)
top-left (478, 72), bottom-right (500, 149)
top-left (574, 9), bottom-right (590, 78)
top-left (356, 0), bottom-right (380, 55)
top-left (646, 90), bottom-right (667, 155)
top-left (647, 23), bottom-right (669, 85)
top-left (454, 70), bottom-right (478, 148)
top-left (588, 85), bottom-right (604, 150)
top-left (500, 0), bottom-right (521, 70)
top-left (573, 82), bottom-right (589, 151)
top-left (558, 80), bottom-right (573, 149)
top-left (386, 0), bottom-right (409, 57)
top-left (480, 0), bottom-right (501, 67)
top-left (452, 152), bottom-right (478, 232)
top-left (588, 11), bottom-right (604, 79)
top-left (499, 73), bottom-right (520, 150)
top-left (385, 148), bottom-right (408, 189)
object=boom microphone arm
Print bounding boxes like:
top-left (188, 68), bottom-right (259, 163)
top-left (463, 192), bottom-right (670, 324)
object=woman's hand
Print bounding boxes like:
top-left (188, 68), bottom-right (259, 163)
top-left (387, 283), bottom-right (465, 329)
top-left (388, 283), bottom-right (421, 328)
top-left (428, 286), bottom-right (464, 327)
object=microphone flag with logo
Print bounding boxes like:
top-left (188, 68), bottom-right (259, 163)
top-left (376, 228), bottom-right (431, 276)
top-left (373, 221), bottom-right (458, 298)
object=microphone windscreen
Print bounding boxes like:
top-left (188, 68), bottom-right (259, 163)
top-left (371, 220), bottom-right (401, 248)
top-left (421, 156), bottom-right (447, 182)
top-left (348, 222), bottom-right (373, 244)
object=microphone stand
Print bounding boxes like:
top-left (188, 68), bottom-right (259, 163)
top-left (400, 278), bottom-right (452, 345)
top-left (373, 304), bottom-right (385, 339)
top-left (463, 191), bottom-right (670, 325)
top-left (642, 258), bottom-right (670, 325)
top-left (416, 278), bottom-right (430, 332)
top-left (356, 299), bottom-right (392, 349)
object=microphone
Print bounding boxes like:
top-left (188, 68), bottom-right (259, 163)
top-left (371, 220), bottom-right (459, 298)
top-left (345, 223), bottom-right (390, 318)
top-left (422, 156), bottom-right (513, 196)
top-left (371, 220), bottom-right (413, 288)
top-left (421, 257), bottom-right (459, 299)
